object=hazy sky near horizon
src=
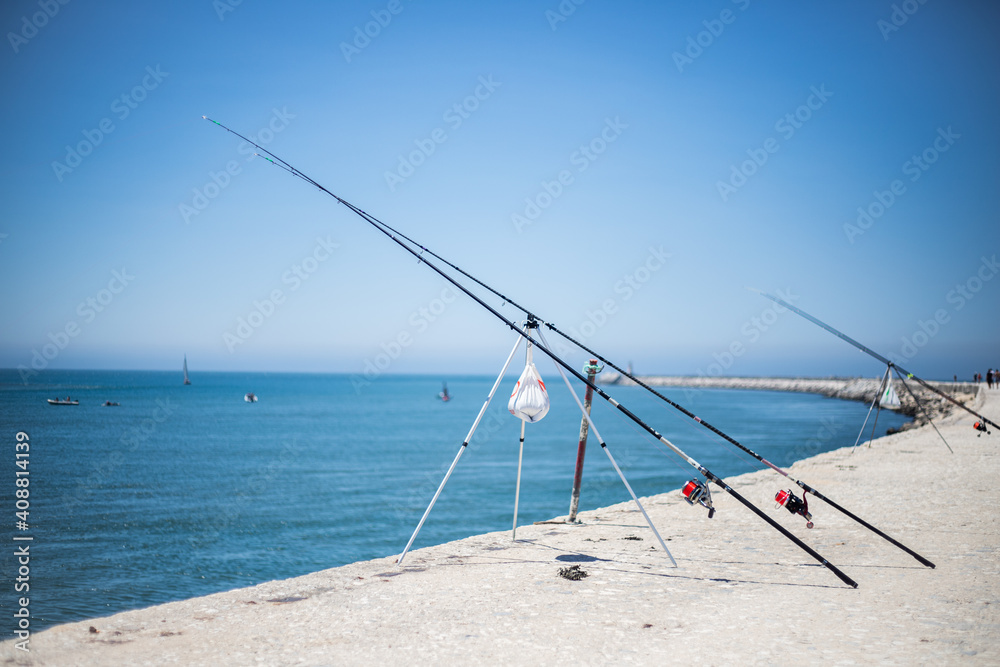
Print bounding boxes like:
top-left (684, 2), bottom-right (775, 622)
top-left (1, 0), bottom-right (998, 381)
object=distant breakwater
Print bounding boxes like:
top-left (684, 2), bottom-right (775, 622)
top-left (598, 374), bottom-right (981, 426)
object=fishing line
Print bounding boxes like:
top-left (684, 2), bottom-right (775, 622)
top-left (204, 116), bottom-right (862, 587)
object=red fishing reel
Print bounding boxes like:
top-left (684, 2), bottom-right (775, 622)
top-left (682, 479), bottom-right (715, 518)
top-left (775, 489), bottom-right (813, 528)
top-left (974, 421), bottom-right (990, 437)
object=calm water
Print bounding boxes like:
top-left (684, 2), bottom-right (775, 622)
top-left (0, 369), bottom-right (908, 631)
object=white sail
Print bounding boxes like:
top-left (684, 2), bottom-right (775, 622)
top-left (183, 355), bottom-right (191, 385)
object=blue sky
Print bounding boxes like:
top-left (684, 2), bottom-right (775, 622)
top-left (1, 0), bottom-right (997, 381)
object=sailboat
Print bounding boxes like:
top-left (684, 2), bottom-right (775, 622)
top-left (183, 355), bottom-right (191, 385)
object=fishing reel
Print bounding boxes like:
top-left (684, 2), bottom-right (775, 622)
top-left (775, 489), bottom-right (813, 529)
top-left (974, 421), bottom-right (990, 437)
top-left (682, 478), bottom-right (716, 518)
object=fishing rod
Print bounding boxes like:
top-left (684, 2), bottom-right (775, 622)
top-left (203, 116), bottom-right (859, 588)
top-left (752, 289), bottom-right (999, 434)
top-left (208, 115), bottom-right (932, 567)
top-left (204, 118), bottom-right (931, 560)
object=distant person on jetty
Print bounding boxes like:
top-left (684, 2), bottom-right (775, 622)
top-left (988, 369), bottom-right (995, 389)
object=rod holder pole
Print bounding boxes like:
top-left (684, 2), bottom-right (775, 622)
top-left (568, 359), bottom-right (600, 522)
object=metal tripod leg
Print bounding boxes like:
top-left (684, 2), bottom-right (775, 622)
top-left (397, 327), bottom-right (525, 565)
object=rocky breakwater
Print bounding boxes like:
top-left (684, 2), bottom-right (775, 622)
top-left (598, 373), bottom-right (980, 429)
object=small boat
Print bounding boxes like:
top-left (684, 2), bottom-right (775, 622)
top-left (439, 382), bottom-right (450, 402)
top-left (47, 397), bottom-right (79, 406)
top-left (244, 392), bottom-right (258, 403)
top-left (103, 401), bottom-right (120, 407)
top-left (183, 355), bottom-right (191, 385)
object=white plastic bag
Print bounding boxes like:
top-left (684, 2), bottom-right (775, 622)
top-left (880, 376), bottom-right (901, 409)
top-left (508, 362), bottom-right (550, 423)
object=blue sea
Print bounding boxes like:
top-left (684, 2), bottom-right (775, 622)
top-left (0, 369), bottom-right (909, 632)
